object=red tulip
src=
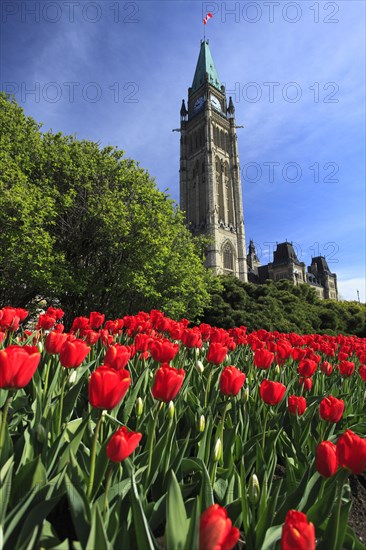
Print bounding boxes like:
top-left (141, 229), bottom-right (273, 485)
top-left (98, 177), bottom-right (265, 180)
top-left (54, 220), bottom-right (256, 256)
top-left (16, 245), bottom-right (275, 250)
top-left (206, 342), bottom-right (228, 365)
top-left (320, 361), bottom-right (333, 376)
top-left (45, 331), bottom-right (68, 355)
top-left (291, 348), bottom-right (306, 362)
top-left (319, 396), bottom-right (344, 423)
top-left (37, 313), bottom-right (56, 331)
top-left (59, 339), bottom-right (90, 368)
top-left (181, 328), bottom-right (203, 349)
top-left (15, 308), bottom-right (29, 322)
top-left (199, 504), bottom-right (240, 550)
top-left (89, 366), bottom-right (131, 410)
top-left (151, 364), bottom-right (185, 402)
top-left (298, 359), bottom-right (317, 378)
top-left (219, 366), bottom-right (246, 396)
top-left (0, 345), bottom-right (41, 389)
top-left (84, 330), bottom-right (100, 346)
top-left (89, 311), bottom-right (105, 330)
top-left (359, 365), bottom-right (366, 381)
top-left (316, 441), bottom-right (338, 477)
top-left (260, 379), bottom-right (286, 405)
top-left (276, 341), bottom-right (293, 363)
top-left (336, 430), bottom-right (366, 474)
top-left (46, 307), bottom-right (64, 320)
top-left (254, 348), bottom-right (274, 370)
top-left (134, 333), bottom-right (153, 352)
top-left (106, 426), bottom-right (142, 462)
top-left (288, 395), bottom-right (306, 416)
top-left (103, 344), bottom-right (130, 370)
top-left (70, 316), bottom-right (90, 333)
top-left (150, 339), bottom-right (179, 363)
top-left (299, 377), bottom-right (312, 392)
top-left (0, 307), bottom-right (20, 331)
top-left (280, 510), bottom-right (315, 550)
top-left (338, 360), bottom-right (355, 378)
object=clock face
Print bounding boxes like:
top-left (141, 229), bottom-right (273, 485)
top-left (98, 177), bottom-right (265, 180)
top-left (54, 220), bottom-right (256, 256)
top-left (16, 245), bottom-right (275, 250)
top-left (194, 96), bottom-right (205, 111)
top-left (210, 95), bottom-right (221, 111)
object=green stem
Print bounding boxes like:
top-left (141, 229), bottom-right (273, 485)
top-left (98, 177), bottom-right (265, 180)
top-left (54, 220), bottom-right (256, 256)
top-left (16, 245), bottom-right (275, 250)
top-left (210, 401), bottom-right (229, 484)
top-left (262, 407), bottom-right (269, 449)
top-left (43, 356), bottom-right (53, 405)
top-left (103, 463), bottom-right (114, 520)
top-left (218, 400), bottom-right (229, 440)
top-left (0, 393), bottom-right (13, 454)
top-left (332, 472), bottom-right (348, 550)
top-left (57, 369), bottom-right (68, 435)
top-left (204, 364), bottom-right (214, 408)
top-left (88, 410), bottom-right (104, 499)
top-left (146, 401), bottom-right (161, 482)
top-left (318, 477), bottom-right (326, 501)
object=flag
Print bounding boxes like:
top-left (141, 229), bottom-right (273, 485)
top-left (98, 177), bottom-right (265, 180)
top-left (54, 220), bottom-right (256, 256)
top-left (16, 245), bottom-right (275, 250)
top-left (203, 12), bottom-right (213, 25)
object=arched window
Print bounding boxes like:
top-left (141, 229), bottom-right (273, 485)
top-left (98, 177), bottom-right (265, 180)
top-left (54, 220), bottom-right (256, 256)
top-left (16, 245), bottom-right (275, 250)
top-left (223, 242), bottom-right (234, 272)
top-left (214, 126), bottom-right (218, 146)
top-left (216, 157), bottom-right (225, 222)
top-left (226, 163), bottom-right (235, 226)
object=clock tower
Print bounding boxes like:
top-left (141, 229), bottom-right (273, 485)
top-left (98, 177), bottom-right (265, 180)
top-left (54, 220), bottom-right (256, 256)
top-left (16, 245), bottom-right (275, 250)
top-left (179, 40), bottom-right (248, 281)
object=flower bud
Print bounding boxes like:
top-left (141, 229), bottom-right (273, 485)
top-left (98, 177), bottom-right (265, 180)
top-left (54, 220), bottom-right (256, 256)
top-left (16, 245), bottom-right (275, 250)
top-left (136, 397), bottom-right (143, 417)
top-left (248, 473), bottom-right (260, 504)
top-left (35, 423), bottom-right (47, 444)
top-left (275, 364), bottom-right (281, 375)
top-left (196, 360), bottom-right (204, 374)
top-left (68, 370), bottom-right (78, 385)
top-left (168, 400), bottom-right (175, 419)
top-left (243, 387), bottom-right (249, 402)
top-left (37, 341), bottom-right (43, 354)
top-left (198, 414), bottom-right (205, 433)
top-left (213, 438), bottom-right (222, 461)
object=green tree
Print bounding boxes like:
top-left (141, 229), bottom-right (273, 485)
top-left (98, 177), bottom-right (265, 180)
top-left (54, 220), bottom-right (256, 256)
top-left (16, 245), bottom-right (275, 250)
top-left (202, 276), bottom-right (365, 336)
top-left (0, 94), bottom-right (216, 321)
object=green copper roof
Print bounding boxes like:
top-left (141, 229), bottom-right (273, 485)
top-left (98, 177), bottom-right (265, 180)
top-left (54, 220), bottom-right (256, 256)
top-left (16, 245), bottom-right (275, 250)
top-left (191, 40), bottom-right (221, 94)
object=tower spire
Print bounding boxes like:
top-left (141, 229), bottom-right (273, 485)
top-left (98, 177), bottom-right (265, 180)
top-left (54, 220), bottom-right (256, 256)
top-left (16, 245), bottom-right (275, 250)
top-left (179, 40), bottom-right (248, 282)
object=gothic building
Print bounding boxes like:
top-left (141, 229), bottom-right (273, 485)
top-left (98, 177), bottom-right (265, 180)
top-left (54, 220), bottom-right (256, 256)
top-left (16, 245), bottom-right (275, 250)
top-left (179, 39), bottom-right (248, 281)
top-left (248, 240), bottom-right (339, 300)
top-left (179, 40), bottom-right (338, 300)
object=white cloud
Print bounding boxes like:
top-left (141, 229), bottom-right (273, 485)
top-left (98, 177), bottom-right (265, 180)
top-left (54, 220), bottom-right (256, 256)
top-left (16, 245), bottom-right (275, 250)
top-left (337, 278), bottom-right (366, 303)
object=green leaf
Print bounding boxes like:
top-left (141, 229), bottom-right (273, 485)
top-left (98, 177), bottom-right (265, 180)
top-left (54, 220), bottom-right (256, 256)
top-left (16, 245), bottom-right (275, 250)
top-left (65, 473), bottom-right (91, 547)
top-left (11, 455), bottom-right (47, 507)
top-left (306, 478), bottom-right (338, 525)
top-left (184, 497), bottom-right (200, 550)
top-left (166, 470), bottom-right (188, 550)
top-left (261, 524), bottom-right (282, 550)
top-left (86, 503), bottom-right (111, 550)
top-left (90, 437), bottom-right (109, 501)
top-left (130, 471), bottom-right (157, 550)
top-left (57, 418), bottom-right (88, 472)
top-left (15, 493), bottom-right (63, 549)
top-left (0, 456), bottom-right (14, 524)
top-left (122, 369), bottom-right (149, 424)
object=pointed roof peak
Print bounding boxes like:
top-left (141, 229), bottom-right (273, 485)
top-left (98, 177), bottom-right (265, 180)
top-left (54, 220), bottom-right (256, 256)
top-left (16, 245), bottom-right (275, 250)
top-left (191, 39), bottom-right (221, 94)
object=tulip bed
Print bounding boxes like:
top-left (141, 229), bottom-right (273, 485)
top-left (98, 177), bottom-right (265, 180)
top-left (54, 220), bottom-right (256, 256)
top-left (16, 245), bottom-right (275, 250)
top-left (0, 306), bottom-right (365, 550)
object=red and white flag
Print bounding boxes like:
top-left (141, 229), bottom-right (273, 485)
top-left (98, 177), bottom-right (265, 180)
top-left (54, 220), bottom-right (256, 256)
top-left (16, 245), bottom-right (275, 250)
top-left (203, 12), bottom-right (213, 25)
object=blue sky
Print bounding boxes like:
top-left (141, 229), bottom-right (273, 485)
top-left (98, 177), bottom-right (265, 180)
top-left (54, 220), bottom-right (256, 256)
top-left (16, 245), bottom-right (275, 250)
top-left (1, 0), bottom-right (365, 301)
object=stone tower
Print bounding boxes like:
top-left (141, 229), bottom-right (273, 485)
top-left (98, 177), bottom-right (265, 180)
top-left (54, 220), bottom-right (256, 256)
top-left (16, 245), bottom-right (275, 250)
top-left (179, 40), bottom-right (248, 282)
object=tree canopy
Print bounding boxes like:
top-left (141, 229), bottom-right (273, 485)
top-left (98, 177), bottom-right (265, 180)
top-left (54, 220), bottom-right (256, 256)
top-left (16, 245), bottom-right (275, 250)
top-left (202, 276), bottom-right (366, 337)
top-left (0, 93), bottom-right (217, 321)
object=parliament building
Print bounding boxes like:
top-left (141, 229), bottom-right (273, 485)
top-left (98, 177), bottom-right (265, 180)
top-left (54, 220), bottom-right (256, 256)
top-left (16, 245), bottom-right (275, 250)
top-left (178, 39), bottom-right (338, 300)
